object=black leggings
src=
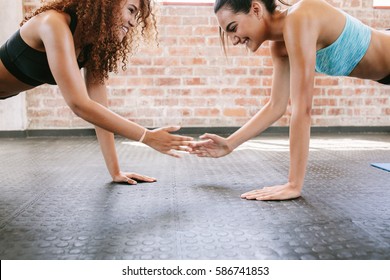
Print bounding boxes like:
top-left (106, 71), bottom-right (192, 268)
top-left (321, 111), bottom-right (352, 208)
top-left (376, 28), bottom-right (390, 84)
top-left (377, 75), bottom-right (390, 85)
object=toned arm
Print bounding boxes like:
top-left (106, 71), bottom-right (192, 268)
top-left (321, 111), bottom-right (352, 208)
top-left (85, 72), bottom-right (157, 184)
top-left (39, 14), bottom-right (146, 141)
top-left (84, 73), bottom-right (121, 178)
top-left (226, 41), bottom-right (291, 150)
top-left (283, 13), bottom-right (317, 190)
top-left (241, 11), bottom-right (318, 201)
top-left (38, 12), bottom-right (192, 158)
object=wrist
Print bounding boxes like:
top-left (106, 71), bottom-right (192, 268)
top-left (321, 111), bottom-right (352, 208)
top-left (226, 136), bottom-right (239, 152)
top-left (139, 128), bottom-right (148, 143)
top-left (286, 180), bottom-right (304, 190)
top-left (109, 169), bottom-right (121, 180)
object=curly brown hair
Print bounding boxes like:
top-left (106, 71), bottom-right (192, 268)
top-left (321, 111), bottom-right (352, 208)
top-left (22, 0), bottom-right (158, 83)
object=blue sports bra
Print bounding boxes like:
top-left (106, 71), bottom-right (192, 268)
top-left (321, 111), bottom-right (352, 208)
top-left (0, 10), bottom-right (88, 86)
top-left (315, 12), bottom-right (372, 76)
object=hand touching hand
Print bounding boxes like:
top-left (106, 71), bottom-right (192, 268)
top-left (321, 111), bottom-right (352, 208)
top-left (189, 133), bottom-right (233, 158)
top-left (142, 126), bottom-right (193, 158)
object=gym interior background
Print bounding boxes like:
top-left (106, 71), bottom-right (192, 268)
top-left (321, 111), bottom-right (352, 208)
top-left (0, 0), bottom-right (389, 134)
top-left (0, 0), bottom-right (389, 261)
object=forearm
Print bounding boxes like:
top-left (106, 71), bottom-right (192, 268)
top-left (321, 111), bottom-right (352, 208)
top-left (95, 126), bottom-right (120, 178)
top-left (71, 99), bottom-right (145, 141)
top-left (227, 103), bottom-right (284, 149)
top-left (288, 112), bottom-right (311, 188)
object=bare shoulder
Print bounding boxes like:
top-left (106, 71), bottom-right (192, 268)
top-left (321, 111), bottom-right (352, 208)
top-left (288, 0), bottom-right (333, 13)
top-left (20, 10), bottom-right (71, 51)
top-left (36, 10), bottom-right (71, 33)
top-left (286, 0), bottom-right (330, 24)
top-left (285, 0), bottom-right (346, 50)
top-left (22, 10), bottom-right (71, 37)
top-left (283, 2), bottom-right (319, 47)
top-left (286, 0), bottom-right (341, 25)
top-left (285, 0), bottom-right (320, 25)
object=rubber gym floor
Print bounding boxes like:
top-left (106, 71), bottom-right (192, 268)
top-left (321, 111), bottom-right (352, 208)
top-left (0, 133), bottom-right (389, 260)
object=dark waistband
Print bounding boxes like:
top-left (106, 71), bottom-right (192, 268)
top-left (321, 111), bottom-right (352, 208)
top-left (377, 75), bottom-right (390, 85)
top-left (0, 41), bottom-right (44, 87)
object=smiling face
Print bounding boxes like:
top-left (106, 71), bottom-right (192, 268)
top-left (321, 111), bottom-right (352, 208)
top-left (216, 2), bottom-right (266, 52)
top-left (118, 0), bottom-right (140, 41)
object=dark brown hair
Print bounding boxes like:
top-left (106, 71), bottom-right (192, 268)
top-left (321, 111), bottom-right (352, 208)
top-left (214, 0), bottom-right (290, 54)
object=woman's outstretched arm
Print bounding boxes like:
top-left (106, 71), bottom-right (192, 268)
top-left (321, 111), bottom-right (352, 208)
top-left (242, 12), bottom-right (318, 201)
top-left (85, 72), bottom-right (156, 184)
top-left (40, 13), bottom-right (192, 157)
top-left (190, 41), bottom-right (291, 158)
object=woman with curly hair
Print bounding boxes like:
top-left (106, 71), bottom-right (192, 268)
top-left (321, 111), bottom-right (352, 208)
top-left (0, 0), bottom-right (193, 184)
top-left (190, 0), bottom-right (390, 200)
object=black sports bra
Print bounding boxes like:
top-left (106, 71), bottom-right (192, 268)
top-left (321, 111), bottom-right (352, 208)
top-left (0, 10), bottom-right (88, 86)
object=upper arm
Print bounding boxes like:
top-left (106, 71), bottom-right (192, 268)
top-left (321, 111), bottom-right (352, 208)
top-left (38, 13), bottom-right (89, 108)
top-left (84, 69), bottom-right (109, 107)
top-left (269, 41), bottom-right (291, 114)
top-left (283, 13), bottom-right (318, 113)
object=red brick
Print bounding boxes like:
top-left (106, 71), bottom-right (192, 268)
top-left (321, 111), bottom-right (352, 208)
top-left (223, 108), bottom-right (247, 117)
top-left (155, 78), bottom-right (181, 86)
top-left (195, 108), bottom-right (220, 117)
top-left (19, 1), bottom-right (390, 130)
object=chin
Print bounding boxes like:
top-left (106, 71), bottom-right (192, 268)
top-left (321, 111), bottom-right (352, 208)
top-left (118, 34), bottom-right (127, 43)
top-left (248, 45), bottom-right (259, 53)
top-left (245, 41), bottom-right (257, 52)
top-left (249, 43), bottom-right (262, 53)
top-left (118, 30), bottom-right (128, 42)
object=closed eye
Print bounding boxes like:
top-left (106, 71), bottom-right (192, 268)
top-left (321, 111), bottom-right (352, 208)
top-left (128, 5), bottom-right (138, 14)
top-left (226, 22), bottom-right (237, 33)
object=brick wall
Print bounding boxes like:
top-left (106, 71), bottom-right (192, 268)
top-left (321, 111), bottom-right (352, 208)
top-left (21, 0), bottom-right (390, 130)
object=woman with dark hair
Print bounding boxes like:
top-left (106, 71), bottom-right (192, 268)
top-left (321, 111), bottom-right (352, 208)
top-left (191, 0), bottom-right (390, 200)
top-left (0, 0), bottom-right (193, 184)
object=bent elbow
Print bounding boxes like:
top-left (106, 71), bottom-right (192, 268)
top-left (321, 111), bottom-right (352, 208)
top-left (68, 102), bottom-right (82, 117)
top-left (291, 105), bottom-right (313, 124)
top-left (268, 102), bottom-right (288, 120)
top-left (298, 105), bottom-right (313, 118)
top-left (67, 99), bottom-right (91, 119)
top-left (277, 107), bottom-right (288, 119)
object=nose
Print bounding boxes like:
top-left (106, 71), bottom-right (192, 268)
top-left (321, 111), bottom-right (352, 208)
top-left (129, 17), bottom-right (135, 27)
top-left (128, 15), bottom-right (136, 28)
top-left (230, 35), bottom-right (240, 46)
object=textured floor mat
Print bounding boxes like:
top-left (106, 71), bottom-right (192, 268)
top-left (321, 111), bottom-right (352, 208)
top-left (0, 134), bottom-right (389, 260)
